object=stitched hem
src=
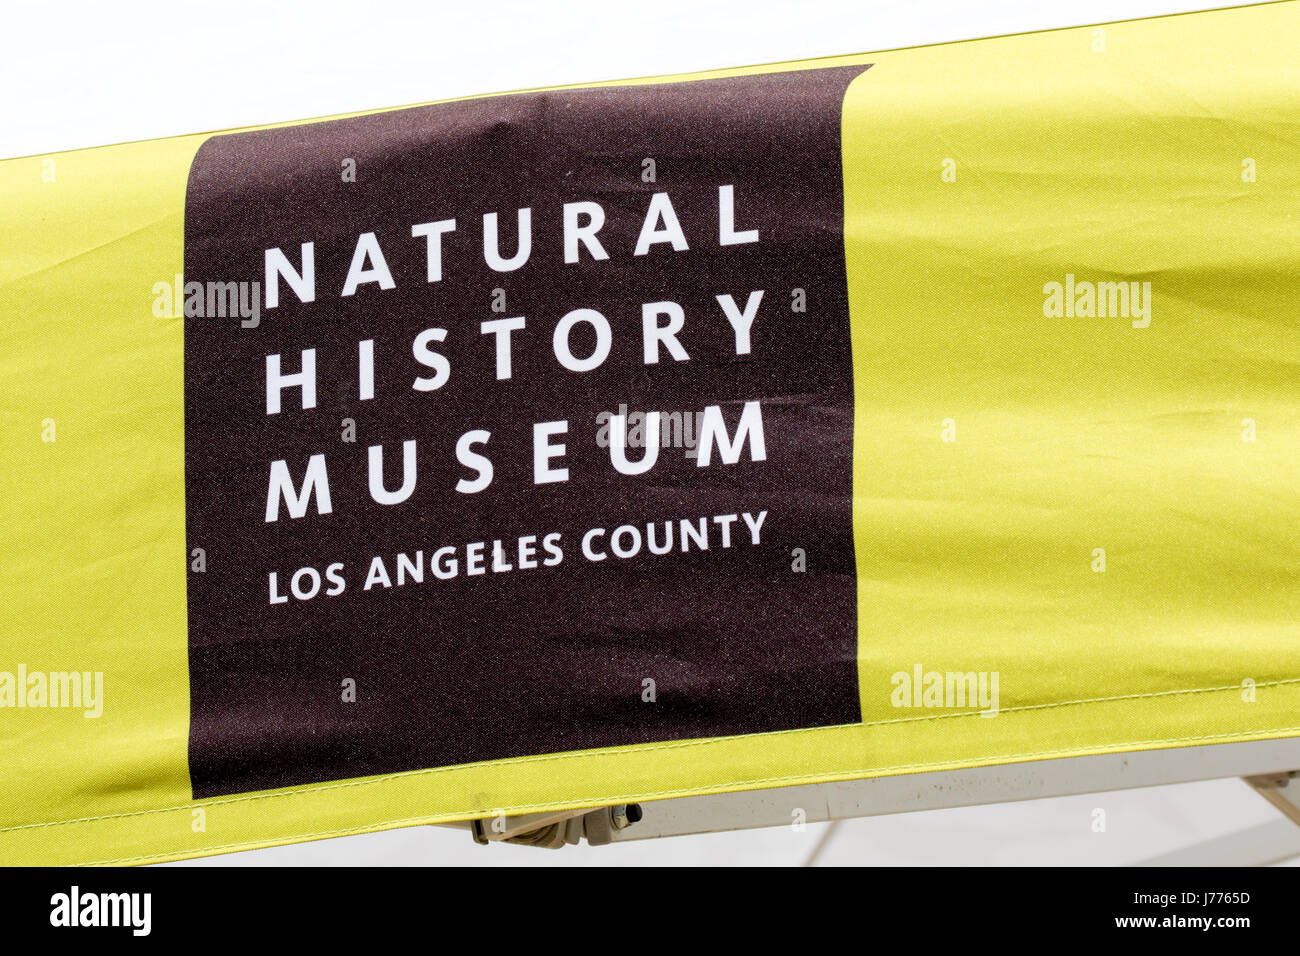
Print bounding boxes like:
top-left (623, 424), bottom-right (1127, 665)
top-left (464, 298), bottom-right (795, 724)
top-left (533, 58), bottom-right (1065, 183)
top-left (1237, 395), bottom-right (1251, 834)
top-left (80, 722), bottom-right (1300, 865)
top-left (4, 676), bottom-right (1297, 837)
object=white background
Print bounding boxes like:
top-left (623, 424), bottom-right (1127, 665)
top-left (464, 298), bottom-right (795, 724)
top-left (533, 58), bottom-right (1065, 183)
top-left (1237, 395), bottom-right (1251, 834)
top-left (0, 0), bottom-right (1265, 159)
top-left (7, 0), bottom-right (1290, 865)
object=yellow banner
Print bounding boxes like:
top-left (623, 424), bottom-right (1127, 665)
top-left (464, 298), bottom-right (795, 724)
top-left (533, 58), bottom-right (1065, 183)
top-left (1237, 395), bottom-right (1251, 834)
top-left (1, 2), bottom-right (1297, 865)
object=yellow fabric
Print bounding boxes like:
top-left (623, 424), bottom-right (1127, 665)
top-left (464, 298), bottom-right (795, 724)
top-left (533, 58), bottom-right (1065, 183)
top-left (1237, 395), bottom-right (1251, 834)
top-left (1, 2), bottom-right (1297, 865)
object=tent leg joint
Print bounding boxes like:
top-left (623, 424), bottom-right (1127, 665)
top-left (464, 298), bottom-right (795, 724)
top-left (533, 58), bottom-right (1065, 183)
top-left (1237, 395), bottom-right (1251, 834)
top-left (467, 804), bottom-right (643, 848)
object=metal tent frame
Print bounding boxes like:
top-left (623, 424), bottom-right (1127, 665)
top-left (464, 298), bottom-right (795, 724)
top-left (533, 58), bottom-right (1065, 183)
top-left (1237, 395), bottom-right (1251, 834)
top-left (451, 737), bottom-right (1300, 864)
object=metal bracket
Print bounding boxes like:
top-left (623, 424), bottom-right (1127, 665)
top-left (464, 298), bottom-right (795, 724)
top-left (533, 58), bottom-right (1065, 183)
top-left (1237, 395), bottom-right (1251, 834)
top-left (467, 804), bottom-right (642, 848)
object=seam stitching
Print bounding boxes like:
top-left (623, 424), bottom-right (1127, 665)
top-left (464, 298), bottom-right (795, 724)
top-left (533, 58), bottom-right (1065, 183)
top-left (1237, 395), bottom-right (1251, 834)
top-left (3, 677), bottom-right (1296, 836)
top-left (81, 722), bottom-right (1300, 865)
